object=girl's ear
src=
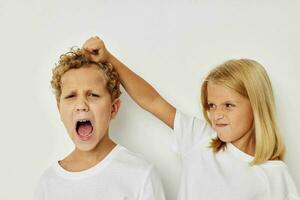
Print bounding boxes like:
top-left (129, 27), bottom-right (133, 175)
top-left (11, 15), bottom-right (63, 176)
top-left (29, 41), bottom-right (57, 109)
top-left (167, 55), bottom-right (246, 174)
top-left (111, 98), bottom-right (121, 119)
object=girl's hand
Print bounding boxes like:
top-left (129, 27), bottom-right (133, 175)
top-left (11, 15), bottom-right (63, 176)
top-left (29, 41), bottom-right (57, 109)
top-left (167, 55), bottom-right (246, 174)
top-left (82, 36), bottom-right (110, 63)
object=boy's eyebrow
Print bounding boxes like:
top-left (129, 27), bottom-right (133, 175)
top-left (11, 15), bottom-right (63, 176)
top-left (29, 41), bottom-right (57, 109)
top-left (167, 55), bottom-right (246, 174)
top-left (64, 90), bottom-right (76, 94)
top-left (86, 89), bottom-right (103, 93)
top-left (61, 91), bottom-right (76, 98)
top-left (63, 89), bottom-right (102, 94)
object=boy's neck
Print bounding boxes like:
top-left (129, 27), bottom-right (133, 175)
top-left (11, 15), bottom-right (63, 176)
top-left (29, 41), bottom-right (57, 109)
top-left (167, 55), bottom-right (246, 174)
top-left (75, 135), bottom-right (116, 161)
top-left (60, 134), bottom-right (117, 172)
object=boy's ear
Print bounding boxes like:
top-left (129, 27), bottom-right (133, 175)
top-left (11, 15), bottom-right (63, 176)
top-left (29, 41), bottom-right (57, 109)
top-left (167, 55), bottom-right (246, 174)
top-left (111, 98), bottom-right (121, 119)
top-left (56, 101), bottom-right (63, 122)
top-left (57, 101), bottom-right (63, 116)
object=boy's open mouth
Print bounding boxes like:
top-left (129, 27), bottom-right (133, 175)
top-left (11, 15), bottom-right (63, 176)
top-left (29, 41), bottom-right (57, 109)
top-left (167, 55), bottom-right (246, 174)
top-left (76, 119), bottom-right (94, 140)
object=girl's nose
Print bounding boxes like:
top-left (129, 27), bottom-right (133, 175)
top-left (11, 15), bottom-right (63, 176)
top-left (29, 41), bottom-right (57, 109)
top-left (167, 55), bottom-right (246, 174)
top-left (213, 108), bottom-right (224, 121)
top-left (215, 114), bottom-right (224, 120)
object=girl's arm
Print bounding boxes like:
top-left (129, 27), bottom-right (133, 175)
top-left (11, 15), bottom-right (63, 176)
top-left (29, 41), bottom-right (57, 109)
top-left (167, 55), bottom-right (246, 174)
top-left (82, 36), bottom-right (176, 129)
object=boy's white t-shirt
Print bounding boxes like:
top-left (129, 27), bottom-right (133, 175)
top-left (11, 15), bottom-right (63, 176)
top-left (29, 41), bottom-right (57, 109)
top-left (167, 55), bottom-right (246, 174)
top-left (172, 110), bottom-right (300, 200)
top-left (34, 145), bottom-right (165, 200)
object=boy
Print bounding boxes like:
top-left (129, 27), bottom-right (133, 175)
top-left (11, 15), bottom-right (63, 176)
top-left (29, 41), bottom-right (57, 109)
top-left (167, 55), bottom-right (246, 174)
top-left (34, 47), bottom-right (166, 200)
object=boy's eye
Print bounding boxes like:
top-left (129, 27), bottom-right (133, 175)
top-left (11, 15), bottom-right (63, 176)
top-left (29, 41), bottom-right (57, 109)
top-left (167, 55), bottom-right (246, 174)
top-left (65, 94), bottom-right (75, 99)
top-left (89, 93), bottom-right (99, 97)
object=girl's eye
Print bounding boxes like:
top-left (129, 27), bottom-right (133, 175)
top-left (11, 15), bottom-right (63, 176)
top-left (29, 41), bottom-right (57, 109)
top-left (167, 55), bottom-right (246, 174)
top-left (208, 103), bottom-right (216, 110)
top-left (225, 103), bottom-right (234, 108)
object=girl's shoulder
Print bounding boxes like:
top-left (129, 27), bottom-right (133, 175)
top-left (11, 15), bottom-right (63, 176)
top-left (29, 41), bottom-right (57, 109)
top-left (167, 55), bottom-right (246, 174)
top-left (260, 159), bottom-right (287, 168)
top-left (257, 160), bottom-right (290, 176)
top-left (256, 160), bottom-right (299, 198)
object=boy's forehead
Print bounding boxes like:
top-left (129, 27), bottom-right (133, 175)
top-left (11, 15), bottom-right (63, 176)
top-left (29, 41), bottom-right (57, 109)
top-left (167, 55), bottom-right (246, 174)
top-left (61, 65), bottom-right (107, 90)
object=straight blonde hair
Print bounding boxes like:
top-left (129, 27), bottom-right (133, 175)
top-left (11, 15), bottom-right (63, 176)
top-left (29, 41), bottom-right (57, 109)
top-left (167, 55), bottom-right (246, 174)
top-left (201, 59), bottom-right (285, 164)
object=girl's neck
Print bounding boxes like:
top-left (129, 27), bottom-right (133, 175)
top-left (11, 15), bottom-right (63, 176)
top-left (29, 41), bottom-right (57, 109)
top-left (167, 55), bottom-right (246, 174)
top-left (232, 130), bottom-right (256, 156)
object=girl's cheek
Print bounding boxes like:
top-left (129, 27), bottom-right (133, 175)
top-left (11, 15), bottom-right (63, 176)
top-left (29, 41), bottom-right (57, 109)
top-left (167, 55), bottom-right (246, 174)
top-left (208, 112), bottom-right (215, 124)
top-left (207, 111), bottom-right (213, 120)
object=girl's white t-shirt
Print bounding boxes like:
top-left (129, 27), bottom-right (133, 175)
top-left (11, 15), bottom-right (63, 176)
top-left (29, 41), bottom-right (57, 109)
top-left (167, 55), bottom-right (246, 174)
top-left (34, 145), bottom-right (165, 200)
top-left (172, 110), bottom-right (300, 200)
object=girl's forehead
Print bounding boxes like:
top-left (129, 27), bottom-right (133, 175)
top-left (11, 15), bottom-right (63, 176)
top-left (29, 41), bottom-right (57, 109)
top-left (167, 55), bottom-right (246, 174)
top-left (207, 82), bottom-right (244, 102)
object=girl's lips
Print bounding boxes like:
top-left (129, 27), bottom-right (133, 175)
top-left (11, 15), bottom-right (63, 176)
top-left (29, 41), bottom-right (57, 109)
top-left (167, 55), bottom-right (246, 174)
top-left (215, 124), bottom-right (228, 127)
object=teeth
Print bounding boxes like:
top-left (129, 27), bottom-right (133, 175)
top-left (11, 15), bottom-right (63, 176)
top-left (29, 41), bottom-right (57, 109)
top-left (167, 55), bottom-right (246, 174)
top-left (78, 119), bottom-right (89, 123)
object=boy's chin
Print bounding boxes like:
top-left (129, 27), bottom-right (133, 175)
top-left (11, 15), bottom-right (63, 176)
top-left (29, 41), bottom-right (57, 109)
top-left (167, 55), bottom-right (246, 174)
top-left (74, 142), bottom-right (98, 152)
top-left (74, 139), bottom-right (99, 152)
top-left (72, 135), bottom-right (98, 152)
top-left (73, 133), bottom-right (111, 152)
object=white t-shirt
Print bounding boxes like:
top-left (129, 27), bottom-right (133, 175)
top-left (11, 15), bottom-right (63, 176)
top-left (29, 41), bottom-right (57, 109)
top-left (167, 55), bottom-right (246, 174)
top-left (172, 110), bottom-right (300, 200)
top-left (34, 145), bottom-right (165, 200)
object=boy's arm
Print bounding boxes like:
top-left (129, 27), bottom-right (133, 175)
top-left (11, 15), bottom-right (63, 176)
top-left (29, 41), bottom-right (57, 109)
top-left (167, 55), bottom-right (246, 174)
top-left (82, 37), bottom-right (176, 129)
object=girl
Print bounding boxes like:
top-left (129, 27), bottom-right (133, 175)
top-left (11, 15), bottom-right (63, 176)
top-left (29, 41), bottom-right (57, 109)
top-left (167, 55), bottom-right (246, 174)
top-left (82, 36), bottom-right (300, 200)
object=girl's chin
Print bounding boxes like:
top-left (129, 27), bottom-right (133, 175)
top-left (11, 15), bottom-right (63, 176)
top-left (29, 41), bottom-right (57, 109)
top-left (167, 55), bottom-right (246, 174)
top-left (217, 133), bottom-right (233, 143)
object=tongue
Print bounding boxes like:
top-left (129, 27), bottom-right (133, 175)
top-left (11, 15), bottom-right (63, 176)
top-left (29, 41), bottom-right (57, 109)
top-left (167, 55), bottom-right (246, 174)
top-left (77, 123), bottom-right (93, 136)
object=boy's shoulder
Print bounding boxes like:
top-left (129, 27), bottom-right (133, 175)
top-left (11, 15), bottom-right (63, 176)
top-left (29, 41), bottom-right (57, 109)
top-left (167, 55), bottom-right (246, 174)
top-left (114, 145), bottom-right (154, 172)
top-left (39, 145), bottom-right (155, 181)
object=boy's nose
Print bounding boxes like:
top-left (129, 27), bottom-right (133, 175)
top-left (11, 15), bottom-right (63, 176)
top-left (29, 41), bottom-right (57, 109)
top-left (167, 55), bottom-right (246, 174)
top-left (76, 106), bottom-right (88, 112)
top-left (75, 100), bottom-right (89, 112)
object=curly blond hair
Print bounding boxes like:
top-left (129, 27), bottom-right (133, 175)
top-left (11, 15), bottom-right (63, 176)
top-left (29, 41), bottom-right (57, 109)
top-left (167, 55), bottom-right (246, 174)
top-left (51, 47), bottom-right (121, 102)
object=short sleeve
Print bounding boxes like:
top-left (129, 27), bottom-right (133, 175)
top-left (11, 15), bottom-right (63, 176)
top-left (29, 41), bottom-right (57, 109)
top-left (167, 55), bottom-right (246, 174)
top-left (283, 167), bottom-right (300, 200)
top-left (171, 109), bottom-right (216, 156)
top-left (261, 162), bottom-right (300, 200)
top-left (137, 166), bottom-right (166, 200)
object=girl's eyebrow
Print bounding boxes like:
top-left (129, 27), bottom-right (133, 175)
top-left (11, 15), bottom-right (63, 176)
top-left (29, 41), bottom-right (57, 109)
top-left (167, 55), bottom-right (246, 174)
top-left (222, 100), bottom-right (237, 104)
top-left (207, 100), bottom-right (239, 104)
top-left (207, 100), bottom-right (214, 103)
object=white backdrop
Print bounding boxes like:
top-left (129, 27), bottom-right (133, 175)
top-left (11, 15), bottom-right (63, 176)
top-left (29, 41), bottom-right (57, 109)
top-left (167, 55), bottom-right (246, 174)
top-left (0, 1), bottom-right (299, 199)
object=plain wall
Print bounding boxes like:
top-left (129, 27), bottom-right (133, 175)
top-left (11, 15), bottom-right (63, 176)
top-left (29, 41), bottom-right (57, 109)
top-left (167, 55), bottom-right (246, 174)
top-left (0, 1), bottom-right (299, 199)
